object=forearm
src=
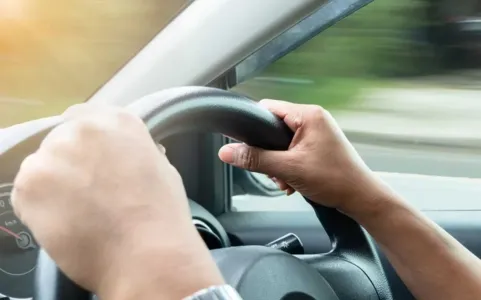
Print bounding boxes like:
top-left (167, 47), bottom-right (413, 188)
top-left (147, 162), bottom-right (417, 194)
top-left (352, 190), bottom-right (481, 300)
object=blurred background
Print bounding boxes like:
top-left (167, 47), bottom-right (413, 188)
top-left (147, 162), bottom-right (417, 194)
top-left (235, 0), bottom-right (481, 179)
top-left (2, 0), bottom-right (481, 178)
top-left (0, 0), bottom-right (185, 125)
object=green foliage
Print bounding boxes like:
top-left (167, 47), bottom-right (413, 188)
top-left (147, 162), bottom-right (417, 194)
top-left (234, 77), bottom-right (381, 108)
top-left (234, 0), bottom-right (438, 109)
top-left (265, 0), bottom-right (435, 79)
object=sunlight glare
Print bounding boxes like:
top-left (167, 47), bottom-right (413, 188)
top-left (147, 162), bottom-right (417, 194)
top-left (0, 0), bottom-right (27, 20)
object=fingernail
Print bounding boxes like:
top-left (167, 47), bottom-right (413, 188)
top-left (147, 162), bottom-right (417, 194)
top-left (218, 145), bottom-right (237, 164)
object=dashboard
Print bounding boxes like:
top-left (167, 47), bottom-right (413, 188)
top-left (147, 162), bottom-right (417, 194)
top-left (0, 183), bottom-right (37, 299)
top-left (0, 189), bottom-right (230, 299)
top-left (0, 118), bottom-right (232, 299)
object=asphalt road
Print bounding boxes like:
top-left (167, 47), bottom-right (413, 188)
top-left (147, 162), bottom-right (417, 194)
top-left (355, 143), bottom-right (481, 179)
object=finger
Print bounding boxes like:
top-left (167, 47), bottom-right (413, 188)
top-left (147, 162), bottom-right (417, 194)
top-left (10, 154), bottom-right (38, 213)
top-left (11, 153), bottom-right (53, 223)
top-left (271, 177), bottom-right (289, 191)
top-left (270, 176), bottom-right (281, 188)
top-left (36, 119), bottom-right (102, 165)
top-left (286, 187), bottom-right (296, 196)
top-left (157, 144), bottom-right (167, 155)
top-left (258, 99), bottom-right (306, 132)
top-left (218, 143), bottom-right (294, 178)
top-left (62, 103), bottom-right (102, 120)
top-left (38, 121), bottom-right (80, 152)
top-left (271, 181), bottom-right (295, 196)
top-left (62, 103), bottom-right (130, 123)
top-left (273, 178), bottom-right (295, 195)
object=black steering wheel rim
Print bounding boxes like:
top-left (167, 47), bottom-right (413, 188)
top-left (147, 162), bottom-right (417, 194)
top-left (32, 86), bottom-right (392, 300)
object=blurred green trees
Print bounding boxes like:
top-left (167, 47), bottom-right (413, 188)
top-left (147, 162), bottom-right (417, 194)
top-left (267, 0), bottom-right (436, 79)
top-left (235, 0), bottom-right (441, 108)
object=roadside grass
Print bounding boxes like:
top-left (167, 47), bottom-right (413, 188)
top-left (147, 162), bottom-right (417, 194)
top-left (233, 76), bottom-right (389, 110)
top-left (229, 0), bottom-right (433, 111)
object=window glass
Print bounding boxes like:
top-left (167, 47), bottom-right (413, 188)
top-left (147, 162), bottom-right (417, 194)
top-left (232, 0), bottom-right (481, 181)
top-left (0, 0), bottom-right (187, 127)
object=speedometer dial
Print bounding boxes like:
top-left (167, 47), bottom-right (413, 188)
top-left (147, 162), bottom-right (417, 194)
top-left (0, 183), bottom-right (37, 298)
top-left (0, 211), bottom-right (37, 275)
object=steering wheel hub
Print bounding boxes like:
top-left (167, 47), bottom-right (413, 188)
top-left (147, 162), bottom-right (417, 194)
top-left (213, 246), bottom-right (338, 299)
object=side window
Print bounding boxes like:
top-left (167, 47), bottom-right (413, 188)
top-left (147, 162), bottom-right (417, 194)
top-left (231, 0), bottom-right (481, 197)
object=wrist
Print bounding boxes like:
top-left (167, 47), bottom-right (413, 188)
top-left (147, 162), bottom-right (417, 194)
top-left (98, 226), bottom-right (225, 300)
top-left (339, 175), bottom-right (401, 224)
top-left (184, 285), bottom-right (242, 300)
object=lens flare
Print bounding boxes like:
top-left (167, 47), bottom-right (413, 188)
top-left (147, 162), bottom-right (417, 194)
top-left (0, 0), bottom-right (27, 20)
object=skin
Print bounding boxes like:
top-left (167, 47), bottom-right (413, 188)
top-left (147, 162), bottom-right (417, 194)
top-left (219, 99), bottom-right (481, 300)
top-left (11, 100), bottom-right (481, 300)
top-left (12, 104), bottom-right (224, 300)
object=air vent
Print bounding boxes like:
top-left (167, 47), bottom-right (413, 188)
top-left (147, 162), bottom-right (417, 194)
top-left (192, 219), bottom-right (224, 250)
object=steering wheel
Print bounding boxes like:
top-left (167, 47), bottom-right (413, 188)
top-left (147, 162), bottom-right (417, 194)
top-left (29, 87), bottom-right (392, 300)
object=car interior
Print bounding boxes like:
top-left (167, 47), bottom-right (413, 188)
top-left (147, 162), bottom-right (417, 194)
top-left (1, 0), bottom-right (481, 300)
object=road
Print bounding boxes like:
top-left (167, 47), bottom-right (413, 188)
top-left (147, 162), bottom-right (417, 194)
top-left (355, 143), bottom-right (481, 179)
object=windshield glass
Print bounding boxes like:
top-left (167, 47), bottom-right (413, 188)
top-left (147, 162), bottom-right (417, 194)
top-left (0, 0), bottom-right (187, 127)
top-left (231, 0), bottom-right (481, 207)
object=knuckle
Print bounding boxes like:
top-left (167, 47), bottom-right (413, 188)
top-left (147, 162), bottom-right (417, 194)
top-left (238, 147), bottom-right (259, 170)
top-left (170, 165), bottom-right (183, 182)
top-left (157, 144), bottom-right (167, 155)
top-left (62, 103), bottom-right (87, 118)
top-left (73, 119), bottom-right (104, 139)
top-left (308, 105), bottom-right (329, 121)
top-left (11, 195), bottom-right (22, 220)
top-left (16, 154), bottom-right (40, 185)
top-left (10, 186), bottom-right (29, 224)
top-left (15, 155), bottom-right (52, 194)
top-left (283, 152), bottom-right (301, 172)
top-left (287, 107), bottom-right (305, 130)
top-left (114, 109), bottom-right (144, 128)
top-left (42, 124), bottom-right (78, 151)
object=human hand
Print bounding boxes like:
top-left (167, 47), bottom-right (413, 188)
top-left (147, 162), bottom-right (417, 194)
top-left (12, 104), bottom-right (224, 300)
top-left (219, 99), bottom-right (391, 217)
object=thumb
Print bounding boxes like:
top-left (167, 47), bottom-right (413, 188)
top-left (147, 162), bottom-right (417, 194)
top-left (218, 143), bottom-right (289, 176)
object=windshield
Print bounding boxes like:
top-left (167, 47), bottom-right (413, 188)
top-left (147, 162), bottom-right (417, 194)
top-left (0, 0), bottom-right (187, 127)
